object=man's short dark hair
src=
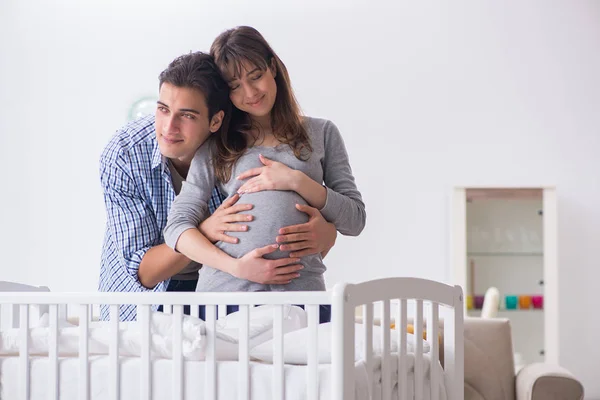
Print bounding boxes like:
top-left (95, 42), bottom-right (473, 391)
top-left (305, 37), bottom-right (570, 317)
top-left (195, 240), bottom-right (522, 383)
top-left (158, 52), bottom-right (230, 121)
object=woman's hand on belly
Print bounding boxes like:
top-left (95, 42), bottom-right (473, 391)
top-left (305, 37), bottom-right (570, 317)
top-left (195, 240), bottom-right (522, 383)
top-left (232, 244), bottom-right (304, 285)
top-left (199, 193), bottom-right (254, 244)
top-left (236, 154), bottom-right (327, 210)
top-left (236, 154), bottom-right (298, 194)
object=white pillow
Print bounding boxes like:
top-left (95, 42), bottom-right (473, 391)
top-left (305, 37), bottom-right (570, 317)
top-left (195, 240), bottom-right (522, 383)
top-left (215, 305), bottom-right (307, 348)
top-left (250, 322), bottom-right (430, 365)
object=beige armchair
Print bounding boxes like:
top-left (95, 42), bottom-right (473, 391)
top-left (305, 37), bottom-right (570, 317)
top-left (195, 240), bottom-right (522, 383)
top-left (465, 317), bottom-right (583, 400)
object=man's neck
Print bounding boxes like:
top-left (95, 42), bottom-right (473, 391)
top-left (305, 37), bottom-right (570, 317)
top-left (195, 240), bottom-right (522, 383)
top-left (169, 158), bottom-right (191, 180)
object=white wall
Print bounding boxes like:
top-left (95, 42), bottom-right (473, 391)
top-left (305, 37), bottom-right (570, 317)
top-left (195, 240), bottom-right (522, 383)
top-left (1, 0), bottom-right (599, 395)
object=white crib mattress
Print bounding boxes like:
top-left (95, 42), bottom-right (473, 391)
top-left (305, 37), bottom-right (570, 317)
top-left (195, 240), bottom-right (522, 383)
top-left (0, 355), bottom-right (447, 400)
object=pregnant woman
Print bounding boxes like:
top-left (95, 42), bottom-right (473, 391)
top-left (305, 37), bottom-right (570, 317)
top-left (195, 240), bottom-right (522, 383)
top-left (164, 26), bottom-right (365, 320)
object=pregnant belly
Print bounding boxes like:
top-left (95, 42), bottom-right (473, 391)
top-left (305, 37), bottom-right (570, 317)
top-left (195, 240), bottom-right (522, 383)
top-left (216, 191), bottom-right (309, 259)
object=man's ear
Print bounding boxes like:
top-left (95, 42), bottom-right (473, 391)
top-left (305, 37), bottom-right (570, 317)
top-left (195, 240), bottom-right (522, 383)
top-left (269, 57), bottom-right (277, 79)
top-left (209, 110), bottom-right (225, 133)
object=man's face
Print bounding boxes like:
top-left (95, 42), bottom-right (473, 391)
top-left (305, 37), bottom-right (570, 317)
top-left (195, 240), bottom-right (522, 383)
top-left (155, 83), bottom-right (222, 168)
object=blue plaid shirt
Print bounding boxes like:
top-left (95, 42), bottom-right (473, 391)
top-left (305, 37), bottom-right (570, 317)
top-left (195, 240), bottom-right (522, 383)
top-left (98, 114), bottom-right (223, 321)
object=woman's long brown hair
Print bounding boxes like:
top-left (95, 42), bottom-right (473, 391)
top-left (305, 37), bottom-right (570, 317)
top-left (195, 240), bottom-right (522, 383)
top-left (210, 26), bottom-right (312, 183)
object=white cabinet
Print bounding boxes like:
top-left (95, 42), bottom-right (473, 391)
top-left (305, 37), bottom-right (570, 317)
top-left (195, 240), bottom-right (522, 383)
top-left (451, 187), bottom-right (558, 367)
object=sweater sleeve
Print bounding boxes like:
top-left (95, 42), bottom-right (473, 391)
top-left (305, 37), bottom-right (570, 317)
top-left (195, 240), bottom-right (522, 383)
top-left (318, 120), bottom-right (366, 236)
top-left (163, 139), bottom-right (216, 250)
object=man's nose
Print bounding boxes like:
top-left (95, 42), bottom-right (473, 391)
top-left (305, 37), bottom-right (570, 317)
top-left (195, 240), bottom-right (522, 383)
top-left (164, 115), bottom-right (179, 133)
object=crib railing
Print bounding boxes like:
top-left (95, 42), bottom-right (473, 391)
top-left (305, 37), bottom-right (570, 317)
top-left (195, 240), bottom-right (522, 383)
top-left (0, 278), bottom-right (464, 400)
top-left (333, 278), bottom-right (464, 400)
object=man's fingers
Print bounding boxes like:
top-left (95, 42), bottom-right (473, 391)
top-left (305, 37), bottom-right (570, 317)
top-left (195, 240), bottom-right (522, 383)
top-left (220, 193), bottom-right (240, 209)
top-left (218, 234), bottom-right (239, 244)
top-left (236, 167), bottom-right (263, 180)
top-left (223, 213), bottom-right (253, 223)
top-left (223, 223), bottom-right (248, 232)
top-left (276, 233), bottom-right (310, 243)
top-left (295, 203), bottom-right (318, 217)
top-left (253, 243), bottom-right (280, 257)
top-left (279, 242), bottom-right (311, 252)
top-left (223, 204), bottom-right (254, 215)
top-left (278, 222), bottom-right (310, 235)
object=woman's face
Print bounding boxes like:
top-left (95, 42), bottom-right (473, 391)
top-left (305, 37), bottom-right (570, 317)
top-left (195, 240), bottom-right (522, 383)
top-left (227, 60), bottom-right (277, 121)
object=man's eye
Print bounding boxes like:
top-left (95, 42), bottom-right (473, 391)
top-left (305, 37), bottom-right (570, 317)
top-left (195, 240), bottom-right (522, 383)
top-left (182, 113), bottom-right (195, 120)
top-left (157, 106), bottom-right (168, 113)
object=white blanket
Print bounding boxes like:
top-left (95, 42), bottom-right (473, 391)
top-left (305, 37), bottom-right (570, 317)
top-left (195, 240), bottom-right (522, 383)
top-left (0, 305), bottom-right (306, 360)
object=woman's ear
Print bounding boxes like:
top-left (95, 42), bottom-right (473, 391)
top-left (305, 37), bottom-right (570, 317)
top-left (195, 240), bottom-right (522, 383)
top-left (269, 57), bottom-right (277, 79)
top-left (209, 110), bottom-right (225, 133)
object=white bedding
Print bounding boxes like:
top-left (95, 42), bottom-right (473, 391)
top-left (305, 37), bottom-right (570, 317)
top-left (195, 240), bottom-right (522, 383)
top-left (0, 354), bottom-right (447, 400)
top-left (0, 307), bottom-right (444, 399)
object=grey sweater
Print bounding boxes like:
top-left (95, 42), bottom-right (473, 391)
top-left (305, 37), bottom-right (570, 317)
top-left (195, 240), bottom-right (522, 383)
top-left (164, 117), bottom-right (366, 292)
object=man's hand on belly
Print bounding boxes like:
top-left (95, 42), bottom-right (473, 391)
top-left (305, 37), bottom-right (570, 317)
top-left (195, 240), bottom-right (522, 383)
top-left (277, 204), bottom-right (337, 258)
top-left (232, 244), bottom-right (303, 285)
top-left (199, 193), bottom-right (254, 243)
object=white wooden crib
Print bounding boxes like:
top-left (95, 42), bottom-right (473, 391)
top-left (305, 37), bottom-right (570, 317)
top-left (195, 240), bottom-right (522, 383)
top-left (0, 278), bottom-right (464, 400)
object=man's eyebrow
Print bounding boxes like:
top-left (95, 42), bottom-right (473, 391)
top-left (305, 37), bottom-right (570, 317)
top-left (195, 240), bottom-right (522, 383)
top-left (179, 108), bottom-right (201, 115)
top-left (157, 101), bottom-right (201, 115)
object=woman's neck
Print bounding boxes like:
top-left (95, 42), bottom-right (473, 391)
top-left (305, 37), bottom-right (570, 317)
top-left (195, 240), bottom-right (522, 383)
top-left (250, 113), bottom-right (272, 133)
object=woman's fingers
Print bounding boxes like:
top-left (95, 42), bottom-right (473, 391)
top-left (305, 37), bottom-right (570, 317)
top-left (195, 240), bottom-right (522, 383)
top-left (274, 264), bottom-right (304, 275)
top-left (236, 167), bottom-right (263, 180)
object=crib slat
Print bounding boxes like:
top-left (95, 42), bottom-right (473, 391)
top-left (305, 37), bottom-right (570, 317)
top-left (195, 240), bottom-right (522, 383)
top-left (415, 300), bottom-right (424, 400)
top-left (172, 305), bottom-right (183, 400)
top-left (204, 305), bottom-right (217, 400)
top-left (79, 304), bottom-right (89, 400)
top-left (427, 302), bottom-right (440, 400)
top-left (381, 300), bottom-right (391, 400)
top-left (58, 304), bottom-right (67, 324)
top-left (191, 304), bottom-right (199, 319)
top-left (363, 303), bottom-right (374, 400)
top-left (109, 304), bottom-right (120, 400)
top-left (19, 304), bottom-right (29, 400)
top-left (398, 299), bottom-right (408, 400)
top-left (307, 304), bottom-right (319, 400)
top-left (238, 305), bottom-right (250, 400)
top-left (218, 304), bottom-right (227, 319)
top-left (138, 304), bottom-right (151, 400)
top-left (49, 304), bottom-right (59, 400)
top-left (272, 305), bottom-right (284, 400)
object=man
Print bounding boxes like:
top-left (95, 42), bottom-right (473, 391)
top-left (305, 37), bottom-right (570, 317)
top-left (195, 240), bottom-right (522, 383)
top-left (99, 52), bottom-right (337, 321)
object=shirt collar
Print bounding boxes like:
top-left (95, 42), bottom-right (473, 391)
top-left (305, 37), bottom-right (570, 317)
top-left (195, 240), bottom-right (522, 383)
top-left (151, 137), bottom-right (167, 171)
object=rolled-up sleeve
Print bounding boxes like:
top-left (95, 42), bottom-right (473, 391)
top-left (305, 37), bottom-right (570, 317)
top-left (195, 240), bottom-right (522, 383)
top-left (164, 140), bottom-right (216, 250)
top-left (100, 154), bottom-right (167, 289)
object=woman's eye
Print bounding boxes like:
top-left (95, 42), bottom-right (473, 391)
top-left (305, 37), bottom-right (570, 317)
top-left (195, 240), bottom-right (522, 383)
top-left (230, 85), bottom-right (240, 91)
top-left (251, 74), bottom-right (263, 81)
